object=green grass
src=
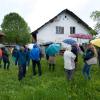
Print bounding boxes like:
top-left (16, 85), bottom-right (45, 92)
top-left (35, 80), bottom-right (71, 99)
top-left (0, 55), bottom-right (100, 100)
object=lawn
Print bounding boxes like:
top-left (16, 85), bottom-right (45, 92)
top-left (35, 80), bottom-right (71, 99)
top-left (0, 55), bottom-right (100, 100)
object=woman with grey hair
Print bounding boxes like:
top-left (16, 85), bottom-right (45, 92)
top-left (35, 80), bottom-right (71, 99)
top-left (63, 45), bottom-right (76, 80)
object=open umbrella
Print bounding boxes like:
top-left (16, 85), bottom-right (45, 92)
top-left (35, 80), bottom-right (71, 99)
top-left (69, 33), bottom-right (93, 39)
top-left (46, 43), bottom-right (60, 56)
top-left (63, 39), bottom-right (77, 45)
top-left (90, 38), bottom-right (100, 47)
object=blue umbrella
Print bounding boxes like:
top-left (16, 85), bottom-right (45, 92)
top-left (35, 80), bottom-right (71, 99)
top-left (63, 39), bottom-right (77, 45)
top-left (46, 43), bottom-right (61, 56)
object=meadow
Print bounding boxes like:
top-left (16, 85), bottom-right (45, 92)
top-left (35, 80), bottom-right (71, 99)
top-left (0, 55), bottom-right (100, 100)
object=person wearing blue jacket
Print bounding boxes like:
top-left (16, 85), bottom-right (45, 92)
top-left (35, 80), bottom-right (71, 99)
top-left (17, 46), bottom-right (27, 81)
top-left (30, 44), bottom-right (42, 76)
top-left (25, 48), bottom-right (30, 67)
top-left (12, 47), bottom-right (19, 65)
top-left (82, 43), bottom-right (95, 80)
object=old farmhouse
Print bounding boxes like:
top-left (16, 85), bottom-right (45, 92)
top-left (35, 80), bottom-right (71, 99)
top-left (31, 9), bottom-right (92, 44)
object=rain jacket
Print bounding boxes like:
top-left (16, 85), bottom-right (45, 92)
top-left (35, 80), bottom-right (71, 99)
top-left (12, 48), bottom-right (18, 58)
top-left (30, 44), bottom-right (41, 61)
top-left (71, 45), bottom-right (78, 62)
top-left (17, 50), bottom-right (27, 66)
top-left (64, 45), bottom-right (76, 70)
top-left (2, 49), bottom-right (9, 62)
top-left (83, 48), bottom-right (94, 62)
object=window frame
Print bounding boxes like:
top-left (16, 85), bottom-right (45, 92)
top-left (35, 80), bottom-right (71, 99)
top-left (56, 26), bottom-right (64, 34)
top-left (70, 26), bottom-right (75, 34)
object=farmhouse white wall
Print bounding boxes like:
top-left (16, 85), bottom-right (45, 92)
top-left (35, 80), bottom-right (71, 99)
top-left (37, 12), bottom-right (89, 43)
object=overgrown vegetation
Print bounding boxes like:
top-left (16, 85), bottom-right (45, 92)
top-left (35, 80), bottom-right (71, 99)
top-left (0, 55), bottom-right (100, 100)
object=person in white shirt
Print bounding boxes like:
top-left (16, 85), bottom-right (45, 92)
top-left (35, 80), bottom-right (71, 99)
top-left (63, 45), bottom-right (76, 80)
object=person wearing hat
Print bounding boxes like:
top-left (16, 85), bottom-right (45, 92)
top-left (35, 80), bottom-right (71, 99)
top-left (63, 45), bottom-right (76, 80)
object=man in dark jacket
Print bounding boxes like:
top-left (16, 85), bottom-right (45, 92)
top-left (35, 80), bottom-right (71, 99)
top-left (2, 48), bottom-right (10, 70)
top-left (97, 48), bottom-right (100, 67)
top-left (71, 45), bottom-right (78, 68)
top-left (0, 48), bottom-right (2, 68)
top-left (12, 47), bottom-right (19, 65)
top-left (16, 46), bottom-right (27, 81)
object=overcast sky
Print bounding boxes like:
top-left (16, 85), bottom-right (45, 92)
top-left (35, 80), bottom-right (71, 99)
top-left (0, 0), bottom-right (100, 32)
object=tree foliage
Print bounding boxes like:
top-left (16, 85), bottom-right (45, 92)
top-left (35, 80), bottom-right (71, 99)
top-left (90, 11), bottom-right (100, 34)
top-left (89, 29), bottom-right (97, 35)
top-left (1, 12), bottom-right (31, 45)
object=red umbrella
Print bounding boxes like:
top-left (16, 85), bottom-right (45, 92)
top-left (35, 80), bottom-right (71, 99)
top-left (69, 33), bottom-right (93, 39)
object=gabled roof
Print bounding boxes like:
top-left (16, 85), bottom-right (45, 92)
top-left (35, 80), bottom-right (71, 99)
top-left (31, 9), bottom-right (92, 35)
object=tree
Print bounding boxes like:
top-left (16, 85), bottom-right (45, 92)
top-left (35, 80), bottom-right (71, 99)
top-left (1, 12), bottom-right (31, 45)
top-left (89, 29), bottom-right (97, 35)
top-left (90, 11), bottom-right (100, 34)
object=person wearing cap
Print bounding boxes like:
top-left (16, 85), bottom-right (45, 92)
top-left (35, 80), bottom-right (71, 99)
top-left (63, 45), bottom-right (76, 80)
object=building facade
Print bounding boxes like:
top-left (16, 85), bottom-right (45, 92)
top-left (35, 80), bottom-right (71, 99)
top-left (32, 9), bottom-right (92, 44)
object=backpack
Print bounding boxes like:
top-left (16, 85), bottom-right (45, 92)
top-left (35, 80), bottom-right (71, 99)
top-left (30, 46), bottom-right (40, 61)
top-left (83, 49), bottom-right (94, 61)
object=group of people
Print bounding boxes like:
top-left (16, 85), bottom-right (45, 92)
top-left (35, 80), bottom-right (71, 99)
top-left (0, 44), bottom-right (41, 81)
top-left (64, 43), bottom-right (99, 80)
top-left (0, 42), bottom-right (100, 81)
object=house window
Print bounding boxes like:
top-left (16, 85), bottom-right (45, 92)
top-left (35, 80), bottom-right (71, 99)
top-left (56, 26), bottom-right (64, 34)
top-left (70, 27), bottom-right (75, 34)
